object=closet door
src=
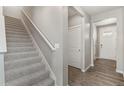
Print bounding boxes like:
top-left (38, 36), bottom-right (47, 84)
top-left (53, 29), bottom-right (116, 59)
top-left (68, 25), bottom-right (81, 69)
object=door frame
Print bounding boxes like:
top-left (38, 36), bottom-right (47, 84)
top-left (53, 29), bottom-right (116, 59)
top-left (91, 18), bottom-right (117, 67)
top-left (63, 6), bottom-right (86, 85)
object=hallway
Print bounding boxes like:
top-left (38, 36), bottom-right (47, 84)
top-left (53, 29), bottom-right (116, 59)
top-left (68, 59), bottom-right (124, 86)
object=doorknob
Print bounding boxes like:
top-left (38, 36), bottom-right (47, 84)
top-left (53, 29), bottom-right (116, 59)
top-left (78, 49), bottom-right (80, 52)
top-left (100, 44), bottom-right (103, 48)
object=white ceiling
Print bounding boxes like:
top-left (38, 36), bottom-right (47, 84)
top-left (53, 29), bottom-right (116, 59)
top-left (81, 6), bottom-right (121, 16)
top-left (95, 18), bottom-right (117, 27)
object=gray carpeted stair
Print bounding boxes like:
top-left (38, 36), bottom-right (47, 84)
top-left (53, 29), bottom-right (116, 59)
top-left (4, 16), bottom-right (54, 86)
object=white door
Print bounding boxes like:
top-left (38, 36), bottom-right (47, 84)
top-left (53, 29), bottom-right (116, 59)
top-left (98, 24), bottom-right (117, 60)
top-left (68, 25), bottom-right (81, 69)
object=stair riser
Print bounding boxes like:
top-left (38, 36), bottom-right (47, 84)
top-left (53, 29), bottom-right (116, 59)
top-left (6, 23), bottom-right (25, 27)
top-left (5, 57), bottom-right (42, 70)
top-left (7, 43), bottom-right (34, 47)
top-left (6, 30), bottom-right (27, 34)
top-left (34, 78), bottom-right (54, 86)
top-left (7, 47), bottom-right (36, 53)
top-left (49, 82), bottom-right (54, 86)
top-left (6, 31), bottom-right (28, 36)
top-left (5, 63), bottom-right (45, 82)
top-left (5, 24), bottom-right (23, 27)
top-left (7, 38), bottom-right (32, 42)
top-left (7, 34), bottom-right (30, 39)
top-left (6, 26), bottom-right (25, 30)
top-left (5, 23), bottom-right (24, 27)
top-left (6, 71), bottom-right (49, 86)
top-left (6, 28), bottom-right (26, 31)
top-left (5, 20), bottom-right (22, 24)
top-left (5, 52), bottom-right (39, 61)
top-left (25, 72), bottom-right (50, 86)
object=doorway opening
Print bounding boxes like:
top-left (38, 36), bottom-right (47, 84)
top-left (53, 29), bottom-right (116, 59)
top-left (92, 18), bottom-right (119, 76)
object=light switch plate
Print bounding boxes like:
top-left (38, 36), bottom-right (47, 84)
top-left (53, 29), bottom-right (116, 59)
top-left (55, 43), bottom-right (59, 49)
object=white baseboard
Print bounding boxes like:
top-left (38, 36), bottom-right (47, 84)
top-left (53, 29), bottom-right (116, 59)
top-left (116, 69), bottom-right (124, 74)
top-left (91, 63), bottom-right (94, 67)
top-left (116, 69), bottom-right (124, 78)
top-left (81, 64), bottom-right (91, 72)
top-left (81, 69), bottom-right (85, 72)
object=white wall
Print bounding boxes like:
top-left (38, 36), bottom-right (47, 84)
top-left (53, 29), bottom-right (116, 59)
top-left (0, 7), bottom-right (6, 85)
top-left (3, 6), bottom-right (21, 18)
top-left (0, 54), bottom-right (5, 85)
top-left (91, 8), bottom-right (124, 73)
top-left (22, 6), bottom-right (64, 85)
top-left (0, 7), bottom-right (6, 53)
top-left (63, 6), bottom-right (68, 85)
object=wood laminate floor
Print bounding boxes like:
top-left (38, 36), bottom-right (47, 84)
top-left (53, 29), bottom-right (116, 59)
top-left (68, 59), bottom-right (124, 86)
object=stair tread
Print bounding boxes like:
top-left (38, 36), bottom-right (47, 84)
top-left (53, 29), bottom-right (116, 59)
top-left (7, 46), bottom-right (35, 50)
top-left (5, 51), bottom-right (39, 61)
top-left (33, 77), bottom-right (54, 86)
top-left (5, 21), bottom-right (22, 24)
top-left (5, 27), bottom-right (25, 30)
top-left (6, 62), bottom-right (45, 82)
top-left (5, 56), bottom-right (42, 71)
top-left (7, 37), bottom-right (31, 40)
top-left (5, 24), bottom-right (24, 27)
top-left (5, 56), bottom-right (42, 64)
top-left (5, 50), bottom-right (38, 56)
top-left (7, 34), bottom-right (30, 38)
top-left (7, 37), bottom-right (32, 42)
top-left (6, 30), bottom-right (28, 35)
top-left (5, 23), bottom-right (24, 26)
top-left (7, 41), bottom-right (33, 44)
top-left (6, 70), bottom-right (49, 86)
top-left (5, 16), bottom-right (21, 20)
top-left (7, 46), bottom-right (36, 54)
top-left (6, 61), bottom-right (44, 73)
top-left (7, 42), bottom-right (34, 47)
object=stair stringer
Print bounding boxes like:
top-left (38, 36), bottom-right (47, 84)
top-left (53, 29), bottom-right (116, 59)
top-left (21, 18), bottom-right (56, 85)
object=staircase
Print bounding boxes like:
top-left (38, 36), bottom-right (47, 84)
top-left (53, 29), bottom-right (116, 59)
top-left (4, 16), bottom-right (54, 86)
